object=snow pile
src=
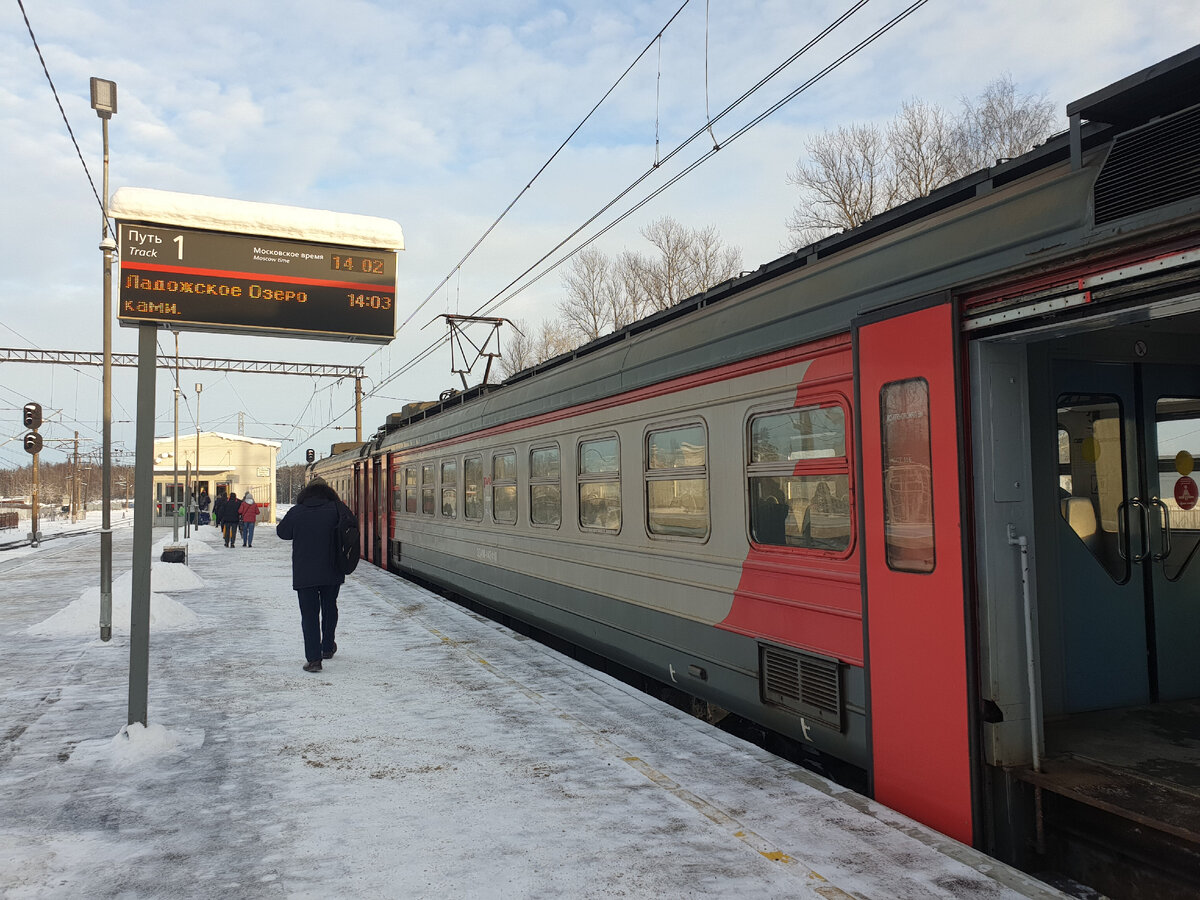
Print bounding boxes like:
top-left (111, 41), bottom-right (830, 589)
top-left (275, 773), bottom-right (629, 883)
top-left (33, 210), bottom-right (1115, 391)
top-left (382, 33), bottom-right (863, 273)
top-left (69, 722), bottom-right (205, 769)
top-left (26, 564), bottom-right (203, 636)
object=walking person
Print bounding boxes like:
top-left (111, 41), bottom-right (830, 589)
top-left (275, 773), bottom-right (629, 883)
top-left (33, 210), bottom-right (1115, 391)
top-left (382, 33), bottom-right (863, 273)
top-left (198, 489), bottom-right (211, 526)
top-left (238, 492), bottom-right (260, 547)
top-left (276, 477), bottom-right (351, 672)
top-left (217, 489), bottom-right (241, 548)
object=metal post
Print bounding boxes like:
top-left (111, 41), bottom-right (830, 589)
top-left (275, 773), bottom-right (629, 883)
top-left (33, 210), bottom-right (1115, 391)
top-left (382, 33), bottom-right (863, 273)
top-left (97, 92), bottom-right (116, 643)
top-left (73, 432), bottom-right (80, 523)
top-left (184, 460), bottom-right (191, 540)
top-left (355, 376), bottom-right (362, 442)
top-left (128, 323), bottom-right (157, 726)
top-left (30, 450), bottom-right (39, 546)
top-left (172, 333), bottom-right (180, 543)
top-left (195, 382), bottom-right (202, 522)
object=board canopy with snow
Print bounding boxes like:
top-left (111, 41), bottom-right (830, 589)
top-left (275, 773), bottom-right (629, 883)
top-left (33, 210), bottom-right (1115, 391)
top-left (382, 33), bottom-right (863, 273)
top-left (111, 187), bottom-right (404, 344)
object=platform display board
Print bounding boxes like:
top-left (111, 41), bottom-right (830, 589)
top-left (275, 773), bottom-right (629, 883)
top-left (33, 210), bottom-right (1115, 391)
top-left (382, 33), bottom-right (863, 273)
top-left (117, 223), bottom-right (397, 343)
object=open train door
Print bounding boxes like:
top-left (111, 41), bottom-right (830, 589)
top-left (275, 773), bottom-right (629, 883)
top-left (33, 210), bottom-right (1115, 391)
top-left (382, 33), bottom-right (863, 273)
top-left (855, 296), bottom-right (977, 844)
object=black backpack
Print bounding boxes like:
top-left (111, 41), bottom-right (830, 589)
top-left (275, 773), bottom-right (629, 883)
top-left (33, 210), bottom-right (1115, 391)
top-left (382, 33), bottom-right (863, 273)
top-left (334, 503), bottom-right (361, 575)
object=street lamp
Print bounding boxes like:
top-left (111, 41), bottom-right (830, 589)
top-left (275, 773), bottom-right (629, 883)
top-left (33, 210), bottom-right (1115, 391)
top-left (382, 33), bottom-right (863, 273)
top-left (92, 76), bottom-right (116, 644)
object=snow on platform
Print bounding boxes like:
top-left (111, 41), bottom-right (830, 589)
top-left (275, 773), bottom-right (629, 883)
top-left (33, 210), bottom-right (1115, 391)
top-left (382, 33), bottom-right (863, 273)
top-left (0, 523), bottom-right (1065, 899)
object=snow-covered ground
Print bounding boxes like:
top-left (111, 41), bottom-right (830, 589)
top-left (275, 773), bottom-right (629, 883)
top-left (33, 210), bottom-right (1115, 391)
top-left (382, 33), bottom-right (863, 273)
top-left (0, 521), bottom-right (1065, 899)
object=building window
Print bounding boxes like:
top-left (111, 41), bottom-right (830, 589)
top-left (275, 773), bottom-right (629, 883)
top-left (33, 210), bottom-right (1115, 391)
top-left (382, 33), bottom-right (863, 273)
top-left (646, 423), bottom-right (708, 539)
top-left (404, 466), bottom-right (417, 514)
top-left (579, 436), bottom-right (620, 531)
top-left (492, 451), bottom-right (517, 523)
top-left (530, 445), bottom-right (561, 527)
top-left (464, 455), bottom-right (483, 520)
top-left (441, 458), bottom-right (458, 518)
top-left (748, 404), bottom-right (851, 552)
top-left (421, 464), bottom-right (435, 516)
top-left (880, 379), bottom-right (934, 573)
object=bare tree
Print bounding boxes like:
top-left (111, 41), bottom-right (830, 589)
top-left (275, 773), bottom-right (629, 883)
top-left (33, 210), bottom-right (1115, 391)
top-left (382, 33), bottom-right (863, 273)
top-left (686, 224), bottom-right (743, 295)
top-left (498, 318), bottom-right (536, 380)
top-left (954, 73), bottom-right (1057, 171)
top-left (889, 99), bottom-right (958, 202)
top-left (637, 217), bottom-right (742, 312)
top-left (559, 248), bottom-right (619, 341)
top-left (613, 250), bottom-right (654, 324)
top-left (786, 76), bottom-right (1059, 249)
top-left (785, 123), bottom-right (897, 247)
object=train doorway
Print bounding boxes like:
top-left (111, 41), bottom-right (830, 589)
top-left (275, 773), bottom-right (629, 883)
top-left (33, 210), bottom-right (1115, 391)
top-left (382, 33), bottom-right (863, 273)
top-left (973, 307), bottom-right (1200, 893)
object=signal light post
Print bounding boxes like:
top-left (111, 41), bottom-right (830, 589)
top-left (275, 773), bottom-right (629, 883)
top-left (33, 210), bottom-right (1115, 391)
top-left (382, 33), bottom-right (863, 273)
top-left (23, 402), bottom-right (43, 546)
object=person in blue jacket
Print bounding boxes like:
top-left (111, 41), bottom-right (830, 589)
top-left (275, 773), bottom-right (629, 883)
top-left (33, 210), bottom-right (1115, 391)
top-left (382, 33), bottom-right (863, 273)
top-left (276, 477), bottom-right (353, 672)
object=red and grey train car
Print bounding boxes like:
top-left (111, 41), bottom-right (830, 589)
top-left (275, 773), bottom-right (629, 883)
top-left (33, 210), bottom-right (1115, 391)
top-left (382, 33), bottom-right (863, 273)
top-left (312, 49), bottom-right (1200, 895)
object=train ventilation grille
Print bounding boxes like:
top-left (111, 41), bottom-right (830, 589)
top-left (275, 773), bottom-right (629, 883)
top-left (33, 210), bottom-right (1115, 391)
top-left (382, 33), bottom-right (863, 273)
top-left (1093, 102), bottom-right (1200, 226)
top-left (759, 645), bottom-right (842, 732)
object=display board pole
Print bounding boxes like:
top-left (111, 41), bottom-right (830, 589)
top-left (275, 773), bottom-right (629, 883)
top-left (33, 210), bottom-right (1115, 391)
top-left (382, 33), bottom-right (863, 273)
top-left (128, 323), bottom-right (157, 726)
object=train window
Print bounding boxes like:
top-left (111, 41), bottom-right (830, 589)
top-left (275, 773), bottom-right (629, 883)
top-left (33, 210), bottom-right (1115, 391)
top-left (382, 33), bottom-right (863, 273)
top-left (421, 464), bottom-right (435, 515)
top-left (748, 406), bottom-right (850, 552)
top-left (440, 459), bottom-right (458, 518)
top-left (880, 379), bottom-right (935, 573)
top-left (579, 436), bottom-right (620, 532)
top-left (404, 466), bottom-right (417, 514)
top-left (530, 445), bottom-right (561, 527)
top-left (391, 468), bottom-right (404, 512)
top-left (492, 451), bottom-right (517, 524)
top-left (1057, 394), bottom-right (1126, 582)
top-left (646, 423), bottom-right (708, 539)
top-left (464, 455), bottom-right (483, 520)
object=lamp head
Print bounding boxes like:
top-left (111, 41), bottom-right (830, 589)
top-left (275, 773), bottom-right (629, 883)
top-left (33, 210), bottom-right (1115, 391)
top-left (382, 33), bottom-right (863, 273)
top-left (90, 77), bottom-right (117, 119)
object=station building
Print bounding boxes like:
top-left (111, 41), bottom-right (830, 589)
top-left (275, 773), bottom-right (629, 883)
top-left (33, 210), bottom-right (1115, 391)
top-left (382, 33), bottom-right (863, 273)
top-left (151, 431), bottom-right (280, 526)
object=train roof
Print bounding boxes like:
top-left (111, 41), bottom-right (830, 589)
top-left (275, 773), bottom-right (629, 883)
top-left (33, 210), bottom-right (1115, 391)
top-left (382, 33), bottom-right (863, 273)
top-left (372, 45), bottom-right (1200, 453)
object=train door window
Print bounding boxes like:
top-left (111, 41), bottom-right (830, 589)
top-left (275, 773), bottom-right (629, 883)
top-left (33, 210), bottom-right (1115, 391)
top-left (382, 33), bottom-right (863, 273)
top-left (1155, 397), bottom-right (1200, 581)
top-left (579, 436), bottom-right (620, 532)
top-left (530, 444), bottom-right (561, 527)
top-left (421, 464), bottom-right (435, 515)
top-left (880, 378), bottom-right (934, 573)
top-left (748, 404), bottom-right (850, 552)
top-left (646, 423), bottom-right (708, 539)
top-left (391, 468), bottom-right (404, 512)
top-left (464, 455), bottom-right (483, 521)
top-left (440, 459), bottom-right (458, 518)
top-left (1056, 394), bottom-right (1126, 581)
top-left (404, 466), bottom-right (417, 514)
top-left (492, 451), bottom-right (517, 523)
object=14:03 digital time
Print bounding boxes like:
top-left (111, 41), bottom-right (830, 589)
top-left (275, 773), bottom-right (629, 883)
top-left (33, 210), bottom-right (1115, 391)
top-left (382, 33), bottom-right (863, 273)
top-left (346, 293), bottom-right (392, 310)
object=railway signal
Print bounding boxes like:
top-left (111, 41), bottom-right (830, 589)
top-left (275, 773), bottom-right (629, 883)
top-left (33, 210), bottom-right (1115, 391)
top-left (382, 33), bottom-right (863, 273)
top-left (21, 401), bottom-right (43, 546)
top-left (23, 402), bottom-right (42, 430)
top-left (306, 448), bottom-right (315, 463)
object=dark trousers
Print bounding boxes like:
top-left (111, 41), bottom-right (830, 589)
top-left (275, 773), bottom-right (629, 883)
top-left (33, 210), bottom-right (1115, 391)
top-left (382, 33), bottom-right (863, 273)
top-left (222, 522), bottom-right (237, 545)
top-left (297, 584), bottom-right (340, 663)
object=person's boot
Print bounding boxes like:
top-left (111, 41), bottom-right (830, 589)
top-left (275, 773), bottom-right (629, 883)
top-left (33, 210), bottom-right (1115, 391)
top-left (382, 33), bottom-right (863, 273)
top-left (322, 641), bottom-right (337, 660)
top-left (303, 660), bottom-right (322, 672)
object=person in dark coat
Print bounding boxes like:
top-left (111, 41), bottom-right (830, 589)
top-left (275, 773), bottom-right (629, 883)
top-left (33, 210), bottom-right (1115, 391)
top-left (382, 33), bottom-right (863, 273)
top-left (198, 490), bottom-right (211, 525)
top-left (217, 489), bottom-right (242, 548)
top-left (276, 478), bottom-right (352, 672)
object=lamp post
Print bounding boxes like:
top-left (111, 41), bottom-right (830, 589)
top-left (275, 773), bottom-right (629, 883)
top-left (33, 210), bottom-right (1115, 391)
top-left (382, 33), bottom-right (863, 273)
top-left (195, 382), bottom-right (203, 519)
top-left (91, 76), bottom-right (116, 643)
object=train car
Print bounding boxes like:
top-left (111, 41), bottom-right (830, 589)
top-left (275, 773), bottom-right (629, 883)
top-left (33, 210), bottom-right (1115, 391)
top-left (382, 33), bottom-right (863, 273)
top-left (313, 48), bottom-right (1200, 896)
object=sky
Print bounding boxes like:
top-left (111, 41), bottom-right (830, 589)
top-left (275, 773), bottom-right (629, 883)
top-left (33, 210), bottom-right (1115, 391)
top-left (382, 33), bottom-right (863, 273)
top-left (2, 0), bottom-right (1198, 469)
top-left (0, 518), bottom-right (1068, 898)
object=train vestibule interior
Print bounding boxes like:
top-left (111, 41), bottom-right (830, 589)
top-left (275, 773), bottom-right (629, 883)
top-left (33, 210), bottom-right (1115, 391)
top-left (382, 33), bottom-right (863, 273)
top-left (970, 294), bottom-right (1200, 889)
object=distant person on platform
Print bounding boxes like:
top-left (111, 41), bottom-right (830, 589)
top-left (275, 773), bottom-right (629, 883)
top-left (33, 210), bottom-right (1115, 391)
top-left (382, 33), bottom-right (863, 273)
top-left (198, 489), bottom-right (210, 525)
top-left (217, 489), bottom-right (241, 548)
top-left (276, 477), bottom-right (351, 672)
top-left (188, 492), bottom-right (199, 527)
top-left (238, 492), bottom-right (260, 547)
